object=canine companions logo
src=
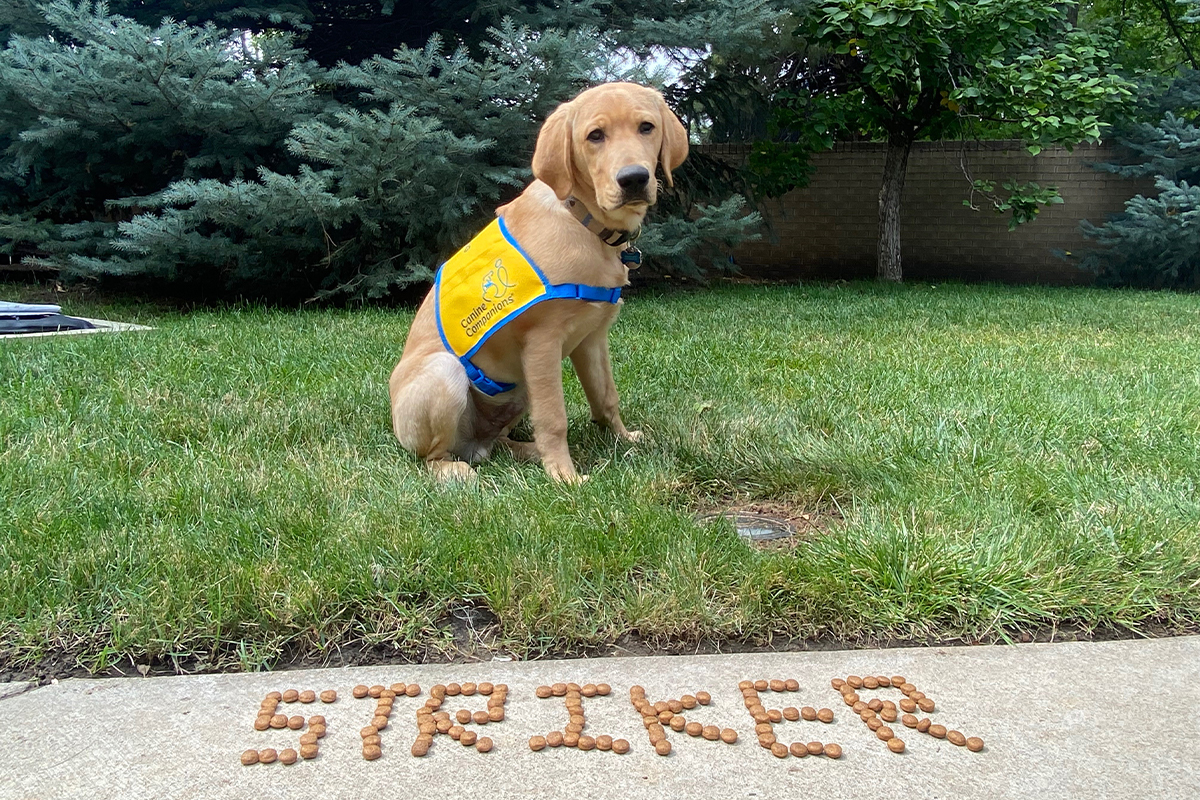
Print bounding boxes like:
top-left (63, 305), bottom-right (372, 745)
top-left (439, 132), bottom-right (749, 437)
top-left (481, 259), bottom-right (516, 301)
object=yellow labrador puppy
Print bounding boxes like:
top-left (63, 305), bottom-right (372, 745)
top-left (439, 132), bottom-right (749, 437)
top-left (389, 82), bottom-right (688, 482)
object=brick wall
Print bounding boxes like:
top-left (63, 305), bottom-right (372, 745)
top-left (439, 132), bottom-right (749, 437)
top-left (705, 141), bottom-right (1150, 285)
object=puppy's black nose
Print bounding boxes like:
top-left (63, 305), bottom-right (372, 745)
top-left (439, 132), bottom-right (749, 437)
top-left (616, 165), bottom-right (651, 192)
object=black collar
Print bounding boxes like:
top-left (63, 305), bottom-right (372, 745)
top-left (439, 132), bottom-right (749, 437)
top-left (565, 197), bottom-right (639, 247)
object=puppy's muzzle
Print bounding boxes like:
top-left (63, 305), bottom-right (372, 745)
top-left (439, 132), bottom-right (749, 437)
top-left (616, 164), bottom-right (651, 205)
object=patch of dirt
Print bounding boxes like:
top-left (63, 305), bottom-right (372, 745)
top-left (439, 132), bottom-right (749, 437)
top-left (7, 621), bottom-right (1197, 686)
top-left (695, 498), bottom-right (842, 550)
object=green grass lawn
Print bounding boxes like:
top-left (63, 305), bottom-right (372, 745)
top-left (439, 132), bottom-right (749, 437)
top-left (2, 282), bottom-right (1199, 673)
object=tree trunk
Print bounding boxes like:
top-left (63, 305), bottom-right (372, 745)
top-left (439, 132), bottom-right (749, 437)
top-left (876, 134), bottom-right (913, 282)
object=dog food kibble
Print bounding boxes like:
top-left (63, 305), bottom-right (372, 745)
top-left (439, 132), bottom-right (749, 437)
top-left (460, 730), bottom-right (478, 747)
top-left (910, 691), bottom-right (926, 701)
top-left (254, 716), bottom-right (270, 731)
top-left (300, 743), bottom-right (319, 759)
top-left (966, 736), bottom-right (984, 752)
top-left (670, 716), bottom-right (686, 732)
top-left (551, 683), bottom-right (567, 696)
top-left (258, 749), bottom-right (278, 764)
top-left (364, 685), bottom-right (381, 698)
top-left (767, 679), bottom-right (783, 692)
top-left (831, 678), bottom-right (846, 689)
top-left (371, 716), bottom-right (388, 730)
top-left (577, 683), bottom-right (594, 697)
top-left (806, 741), bottom-right (824, 756)
top-left (785, 678), bottom-right (800, 692)
top-left (298, 691), bottom-right (315, 704)
top-left (757, 732), bottom-right (776, 747)
top-left (786, 742), bottom-right (806, 758)
top-left (359, 744), bottom-right (381, 761)
top-left (720, 728), bottom-right (738, 744)
top-left (678, 695), bottom-right (696, 710)
top-left (783, 707), bottom-right (801, 721)
top-left (771, 742), bottom-right (789, 759)
top-left (470, 710), bottom-right (487, 725)
top-left (657, 709), bottom-right (674, 723)
top-left (431, 685), bottom-right (446, 699)
top-left (474, 736), bottom-right (493, 753)
top-left (824, 743), bottom-right (843, 759)
top-left (419, 722), bottom-right (437, 736)
top-left (607, 738), bottom-right (628, 754)
top-left (460, 682), bottom-right (476, 696)
top-left (654, 739), bottom-right (672, 756)
top-left (685, 722), bottom-right (703, 737)
top-left (847, 675), bottom-right (863, 688)
top-left (546, 731), bottom-right (564, 747)
top-left (266, 691), bottom-right (282, 701)
top-left (918, 698), bottom-right (936, 713)
top-left (455, 709), bottom-right (471, 725)
top-left (352, 685), bottom-right (369, 699)
top-left (488, 707), bottom-right (505, 722)
top-left (529, 735), bottom-right (547, 751)
top-left (411, 741), bottom-right (429, 758)
top-left (279, 748), bottom-right (298, 765)
top-left (285, 715), bottom-right (303, 730)
top-left (319, 690), bottom-right (337, 703)
top-left (817, 708), bottom-right (834, 723)
top-left (929, 724), bottom-right (947, 739)
top-left (842, 693), bottom-right (859, 706)
top-left (269, 714), bottom-right (287, 729)
top-left (309, 723), bottom-right (326, 738)
top-left (876, 726), bottom-right (895, 741)
top-left (916, 718), bottom-right (932, 733)
top-left (899, 698), bottom-right (917, 713)
top-left (535, 685), bottom-right (552, 698)
top-left (751, 679), bottom-right (767, 691)
top-left (887, 738), bottom-right (906, 754)
top-left (696, 691), bottom-right (711, 705)
top-left (863, 677), bottom-right (879, 689)
top-left (767, 709), bottom-right (783, 723)
top-left (902, 714), bottom-right (918, 728)
top-left (947, 730), bottom-right (967, 747)
top-left (755, 723), bottom-right (773, 735)
top-left (308, 715), bottom-right (325, 727)
top-left (702, 725), bottom-right (720, 741)
top-left (578, 735), bottom-right (596, 751)
top-left (852, 701), bottom-right (868, 714)
top-left (280, 689), bottom-right (298, 703)
top-left (404, 684), bottom-right (420, 697)
top-left (361, 725), bottom-right (378, 738)
top-left (881, 708), bottom-right (898, 722)
top-left (876, 676), bottom-right (892, 687)
top-left (867, 717), bottom-right (883, 731)
top-left (866, 698), bottom-right (883, 712)
top-left (240, 750), bottom-right (259, 766)
top-left (361, 734), bottom-right (380, 747)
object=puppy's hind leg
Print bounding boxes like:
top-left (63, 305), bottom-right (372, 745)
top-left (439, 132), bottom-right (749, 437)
top-left (390, 352), bottom-right (476, 483)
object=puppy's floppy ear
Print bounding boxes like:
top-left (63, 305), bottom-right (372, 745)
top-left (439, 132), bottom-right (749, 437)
top-left (657, 95), bottom-right (689, 187)
top-left (532, 102), bottom-right (574, 200)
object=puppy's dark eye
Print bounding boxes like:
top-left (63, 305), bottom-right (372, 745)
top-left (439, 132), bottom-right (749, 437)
top-left (587, 129), bottom-right (605, 142)
top-left (639, 122), bottom-right (655, 134)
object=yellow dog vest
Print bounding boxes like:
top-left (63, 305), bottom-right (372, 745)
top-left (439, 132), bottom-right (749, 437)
top-left (435, 216), bottom-right (622, 395)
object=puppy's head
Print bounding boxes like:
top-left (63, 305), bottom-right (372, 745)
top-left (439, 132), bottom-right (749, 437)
top-left (532, 83), bottom-right (689, 230)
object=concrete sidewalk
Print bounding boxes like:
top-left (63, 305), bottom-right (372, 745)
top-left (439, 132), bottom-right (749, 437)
top-left (3, 637), bottom-right (1198, 800)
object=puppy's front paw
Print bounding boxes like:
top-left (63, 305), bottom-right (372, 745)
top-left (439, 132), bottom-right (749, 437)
top-left (620, 429), bottom-right (644, 443)
top-left (546, 463), bottom-right (588, 485)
